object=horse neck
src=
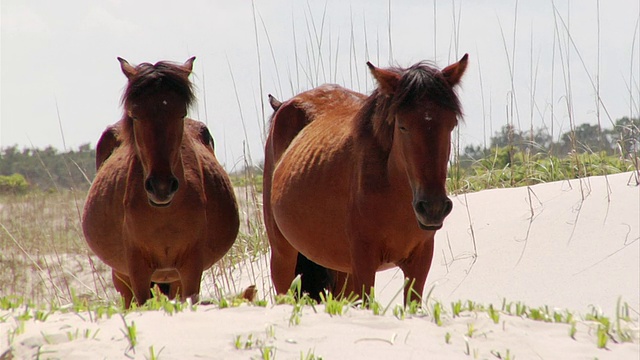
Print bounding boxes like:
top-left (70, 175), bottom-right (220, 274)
top-left (354, 108), bottom-right (410, 199)
top-left (385, 135), bottom-right (413, 199)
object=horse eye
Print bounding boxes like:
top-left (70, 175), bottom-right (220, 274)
top-left (398, 125), bottom-right (408, 132)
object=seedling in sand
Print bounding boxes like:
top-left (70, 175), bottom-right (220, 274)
top-left (319, 291), bottom-right (357, 316)
top-left (569, 320), bottom-right (577, 340)
top-left (444, 332), bottom-right (451, 344)
top-left (488, 304), bottom-right (500, 324)
top-left (451, 300), bottom-right (463, 318)
top-left (65, 327), bottom-right (100, 341)
top-left (259, 345), bottom-right (276, 360)
top-left (491, 349), bottom-right (515, 360)
top-left (300, 348), bottom-right (323, 360)
top-left (234, 334), bottom-right (255, 350)
top-left (275, 275), bottom-right (316, 326)
top-left (432, 301), bottom-right (444, 326)
top-left (466, 323), bottom-right (476, 338)
top-left (146, 345), bottom-right (164, 360)
top-left (120, 315), bottom-right (138, 353)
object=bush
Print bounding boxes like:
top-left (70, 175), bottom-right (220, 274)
top-left (449, 148), bottom-right (636, 193)
top-left (0, 173), bottom-right (30, 194)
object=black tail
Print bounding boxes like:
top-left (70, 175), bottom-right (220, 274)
top-left (295, 252), bottom-right (334, 302)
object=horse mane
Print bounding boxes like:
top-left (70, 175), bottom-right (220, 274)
top-left (356, 62), bottom-right (463, 153)
top-left (121, 61), bottom-right (195, 109)
top-left (120, 61), bottom-right (195, 144)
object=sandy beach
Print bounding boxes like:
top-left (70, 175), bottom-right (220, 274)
top-left (2, 172), bottom-right (638, 359)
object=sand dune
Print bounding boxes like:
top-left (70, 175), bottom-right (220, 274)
top-left (2, 172), bottom-right (638, 359)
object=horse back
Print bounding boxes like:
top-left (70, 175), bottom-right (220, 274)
top-left (185, 118), bottom-right (216, 153)
top-left (265, 98), bottom-right (312, 173)
top-left (265, 84), bottom-right (365, 174)
top-left (95, 122), bottom-right (123, 170)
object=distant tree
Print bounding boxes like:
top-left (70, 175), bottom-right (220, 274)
top-left (608, 117), bottom-right (639, 156)
top-left (489, 124), bottom-right (524, 149)
top-left (0, 144), bottom-right (96, 191)
top-left (557, 123), bottom-right (612, 155)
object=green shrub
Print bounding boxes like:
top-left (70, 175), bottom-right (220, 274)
top-left (449, 148), bottom-right (636, 193)
top-left (0, 173), bottom-right (30, 194)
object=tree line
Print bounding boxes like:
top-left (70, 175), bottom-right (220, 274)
top-left (0, 117), bottom-right (637, 193)
top-left (460, 117), bottom-right (639, 166)
top-left (0, 143), bottom-right (96, 193)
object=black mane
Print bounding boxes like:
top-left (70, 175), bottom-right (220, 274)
top-left (121, 61), bottom-right (195, 110)
top-left (357, 62), bottom-right (463, 152)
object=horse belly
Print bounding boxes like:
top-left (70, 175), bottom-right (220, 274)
top-left (151, 269), bottom-right (181, 283)
top-left (82, 158), bottom-right (129, 270)
top-left (271, 129), bottom-right (353, 272)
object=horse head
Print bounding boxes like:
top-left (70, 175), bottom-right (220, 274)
top-left (368, 54), bottom-right (468, 230)
top-left (119, 57), bottom-right (196, 207)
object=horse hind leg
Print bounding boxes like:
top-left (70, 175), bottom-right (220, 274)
top-left (267, 226), bottom-right (299, 296)
top-left (332, 271), bottom-right (354, 299)
top-left (263, 99), bottom-right (314, 296)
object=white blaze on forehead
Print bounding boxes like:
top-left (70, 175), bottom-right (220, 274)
top-left (425, 113), bottom-right (433, 122)
top-left (162, 100), bottom-right (168, 105)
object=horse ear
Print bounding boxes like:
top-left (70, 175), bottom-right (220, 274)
top-left (367, 61), bottom-right (400, 95)
top-left (182, 56), bottom-right (196, 74)
top-left (441, 53), bottom-right (469, 87)
top-left (118, 57), bottom-right (137, 79)
top-left (268, 94), bottom-right (282, 111)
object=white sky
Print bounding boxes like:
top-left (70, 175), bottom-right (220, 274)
top-left (1, 0), bottom-right (639, 170)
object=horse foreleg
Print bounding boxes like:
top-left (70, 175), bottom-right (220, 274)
top-left (397, 238), bottom-right (435, 305)
top-left (112, 270), bottom-right (134, 308)
top-left (332, 271), bottom-right (354, 298)
top-left (177, 257), bottom-right (203, 303)
top-left (350, 243), bottom-right (379, 303)
top-left (126, 248), bottom-right (154, 307)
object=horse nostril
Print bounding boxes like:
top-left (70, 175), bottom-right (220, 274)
top-left (169, 177), bottom-right (179, 194)
top-left (415, 198), bottom-right (453, 218)
top-left (443, 198), bottom-right (453, 217)
top-left (144, 176), bottom-right (178, 196)
top-left (144, 177), bottom-right (155, 194)
top-left (414, 200), bottom-right (428, 215)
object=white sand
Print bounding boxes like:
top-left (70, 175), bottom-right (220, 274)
top-left (2, 172), bottom-right (639, 359)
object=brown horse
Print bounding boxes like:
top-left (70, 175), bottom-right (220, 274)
top-left (264, 55), bottom-right (468, 303)
top-left (82, 57), bottom-right (239, 307)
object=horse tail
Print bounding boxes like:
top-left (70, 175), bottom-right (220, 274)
top-left (295, 252), bottom-right (334, 301)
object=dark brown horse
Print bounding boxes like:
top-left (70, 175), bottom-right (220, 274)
top-left (82, 57), bottom-right (239, 307)
top-left (264, 55), bottom-right (468, 303)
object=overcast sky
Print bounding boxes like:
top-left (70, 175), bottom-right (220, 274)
top-left (2, 0), bottom-right (638, 169)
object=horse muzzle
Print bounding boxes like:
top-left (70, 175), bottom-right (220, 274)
top-left (413, 196), bottom-right (453, 231)
top-left (144, 175), bottom-right (179, 207)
